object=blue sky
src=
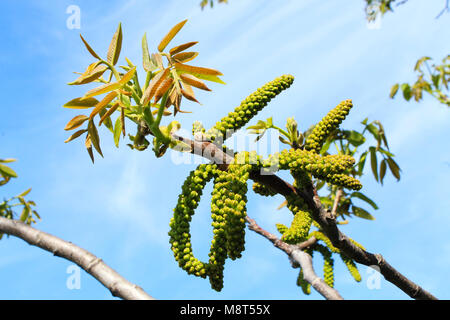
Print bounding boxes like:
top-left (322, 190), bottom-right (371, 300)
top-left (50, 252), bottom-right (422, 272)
top-left (0, 0), bottom-right (449, 300)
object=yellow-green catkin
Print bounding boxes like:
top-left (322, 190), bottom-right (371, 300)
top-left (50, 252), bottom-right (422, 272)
top-left (263, 148), bottom-right (360, 189)
top-left (282, 195), bottom-right (313, 244)
top-left (314, 243), bottom-right (334, 288)
top-left (168, 164), bottom-right (217, 279)
top-left (206, 75), bottom-right (294, 141)
top-left (309, 231), bottom-right (340, 253)
top-left (340, 254), bottom-right (361, 282)
top-left (304, 99), bottom-right (353, 154)
top-left (276, 223), bottom-right (288, 235)
top-left (297, 268), bottom-right (311, 295)
top-left (192, 120), bottom-right (205, 137)
top-left (252, 182), bottom-right (277, 196)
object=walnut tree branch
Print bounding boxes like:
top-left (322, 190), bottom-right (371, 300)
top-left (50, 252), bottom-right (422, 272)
top-left (0, 216), bottom-right (154, 300)
top-left (168, 131), bottom-right (437, 300)
top-left (245, 215), bottom-right (343, 300)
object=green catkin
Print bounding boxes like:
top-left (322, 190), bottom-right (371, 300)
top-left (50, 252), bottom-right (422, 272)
top-left (168, 164), bottom-right (218, 279)
top-left (304, 99), bottom-right (353, 154)
top-left (252, 182), bottom-right (277, 196)
top-left (309, 231), bottom-right (340, 253)
top-left (314, 243), bottom-right (334, 288)
top-left (192, 120), bottom-right (205, 137)
top-left (297, 248), bottom-right (314, 295)
top-left (206, 75), bottom-right (294, 141)
top-left (282, 194), bottom-right (313, 244)
top-left (276, 223), bottom-right (288, 235)
top-left (340, 254), bottom-right (362, 282)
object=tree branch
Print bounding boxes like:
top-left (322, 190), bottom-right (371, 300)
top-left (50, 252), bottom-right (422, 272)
top-left (245, 215), bottom-right (343, 300)
top-left (0, 216), bottom-right (154, 300)
top-left (169, 132), bottom-right (437, 300)
top-left (331, 188), bottom-right (344, 218)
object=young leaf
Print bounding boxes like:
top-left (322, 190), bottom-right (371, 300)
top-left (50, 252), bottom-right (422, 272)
top-left (99, 102), bottom-right (119, 126)
top-left (18, 188), bottom-right (32, 197)
top-left (386, 157), bottom-right (401, 180)
top-left (169, 41), bottom-right (198, 56)
top-left (350, 192), bottom-right (378, 210)
top-left (142, 33), bottom-right (157, 72)
top-left (68, 63), bottom-right (107, 85)
top-left (380, 158), bottom-right (387, 184)
top-left (140, 68), bottom-right (170, 105)
top-left (113, 116), bottom-right (122, 147)
top-left (172, 51), bottom-right (198, 64)
top-left (88, 120), bottom-right (103, 157)
top-left (389, 83), bottom-right (399, 98)
top-left (352, 206), bottom-right (375, 220)
top-left (401, 83), bottom-right (412, 101)
top-left (89, 91), bottom-right (118, 119)
top-left (107, 23), bottom-right (123, 66)
top-left (63, 97), bottom-right (99, 109)
top-left (174, 62), bottom-right (223, 76)
top-left (64, 115), bottom-right (89, 131)
top-left (82, 67), bottom-right (136, 98)
top-left (80, 34), bottom-right (101, 60)
top-left (64, 129), bottom-right (88, 143)
top-left (179, 73), bottom-right (211, 91)
top-left (176, 69), bottom-right (225, 84)
top-left (181, 83), bottom-right (200, 104)
top-left (153, 77), bottom-right (174, 103)
top-left (158, 19), bottom-right (188, 52)
top-left (369, 147), bottom-right (378, 182)
top-left (98, 108), bottom-right (114, 133)
top-left (0, 164), bottom-right (18, 178)
top-left (85, 134), bottom-right (95, 163)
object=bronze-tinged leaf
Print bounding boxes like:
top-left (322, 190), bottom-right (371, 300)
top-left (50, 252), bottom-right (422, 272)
top-left (180, 73), bottom-right (211, 91)
top-left (63, 97), bottom-right (99, 109)
top-left (89, 91), bottom-right (118, 120)
top-left (80, 34), bottom-right (101, 60)
top-left (174, 62), bottom-right (223, 76)
top-left (68, 63), bottom-right (107, 85)
top-left (107, 23), bottom-right (123, 66)
top-left (99, 102), bottom-right (119, 126)
top-left (181, 83), bottom-right (200, 104)
top-left (85, 134), bottom-right (95, 163)
top-left (172, 51), bottom-right (198, 64)
top-left (64, 115), bottom-right (89, 131)
top-left (82, 67), bottom-right (136, 98)
top-left (88, 119), bottom-right (103, 157)
top-left (157, 19), bottom-right (188, 52)
top-left (153, 77), bottom-right (174, 103)
top-left (65, 129), bottom-right (88, 143)
top-left (277, 200), bottom-right (287, 210)
top-left (169, 41), bottom-right (198, 56)
top-left (140, 68), bottom-right (169, 105)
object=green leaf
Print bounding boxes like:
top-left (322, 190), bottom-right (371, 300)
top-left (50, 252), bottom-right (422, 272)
top-left (352, 206), bottom-right (375, 220)
top-left (414, 56), bottom-right (431, 71)
top-left (401, 83), bottom-right (412, 101)
top-left (369, 147), bottom-right (378, 182)
top-left (0, 159), bottom-right (16, 163)
top-left (114, 117), bottom-right (122, 148)
top-left (389, 83), bottom-right (399, 98)
top-left (18, 188), bottom-right (32, 197)
top-left (63, 97), bottom-right (99, 109)
top-left (380, 158), bottom-right (387, 184)
top-left (386, 157), bottom-right (401, 180)
top-left (88, 120), bottom-right (103, 157)
top-left (351, 192), bottom-right (378, 210)
top-left (344, 130), bottom-right (365, 147)
top-left (0, 164), bottom-right (18, 178)
top-left (366, 124), bottom-right (380, 140)
top-left (142, 33), bottom-right (157, 72)
top-left (357, 151), bottom-right (368, 174)
top-left (107, 23), bottom-right (123, 66)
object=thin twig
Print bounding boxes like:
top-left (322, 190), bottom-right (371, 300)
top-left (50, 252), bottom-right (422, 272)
top-left (331, 188), bottom-right (344, 218)
top-left (245, 216), bottom-right (343, 300)
top-left (0, 216), bottom-right (154, 300)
